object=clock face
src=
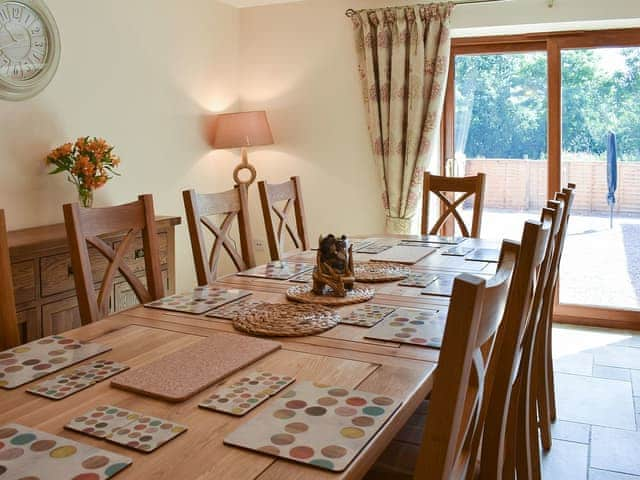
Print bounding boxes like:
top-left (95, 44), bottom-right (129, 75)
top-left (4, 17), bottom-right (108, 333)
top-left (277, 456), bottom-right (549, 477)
top-left (0, 0), bottom-right (59, 100)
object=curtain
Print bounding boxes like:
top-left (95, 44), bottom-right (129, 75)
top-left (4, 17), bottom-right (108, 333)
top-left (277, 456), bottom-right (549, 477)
top-left (351, 3), bottom-right (453, 233)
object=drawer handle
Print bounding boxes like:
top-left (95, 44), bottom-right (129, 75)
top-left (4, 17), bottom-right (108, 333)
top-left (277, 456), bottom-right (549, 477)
top-left (134, 249), bottom-right (145, 259)
top-left (67, 265), bottom-right (74, 277)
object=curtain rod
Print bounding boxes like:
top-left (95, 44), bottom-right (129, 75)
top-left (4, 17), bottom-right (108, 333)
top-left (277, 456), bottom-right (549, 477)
top-left (345, 0), bottom-right (509, 17)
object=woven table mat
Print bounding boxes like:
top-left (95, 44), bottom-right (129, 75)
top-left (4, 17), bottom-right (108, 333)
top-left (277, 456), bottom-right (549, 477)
top-left (232, 303), bottom-right (341, 337)
top-left (286, 285), bottom-right (375, 306)
top-left (354, 262), bottom-right (410, 283)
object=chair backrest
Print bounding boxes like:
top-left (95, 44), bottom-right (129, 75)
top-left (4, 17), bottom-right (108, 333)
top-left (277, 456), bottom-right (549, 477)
top-left (258, 176), bottom-right (310, 261)
top-left (545, 183), bottom-right (576, 306)
top-left (0, 210), bottom-right (20, 350)
top-left (415, 240), bottom-right (518, 480)
top-left (183, 185), bottom-right (255, 285)
top-left (478, 205), bottom-right (560, 480)
top-left (421, 172), bottom-right (486, 238)
top-left (63, 195), bottom-right (164, 325)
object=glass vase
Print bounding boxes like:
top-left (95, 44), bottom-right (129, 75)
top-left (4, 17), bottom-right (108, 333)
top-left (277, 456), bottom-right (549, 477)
top-left (78, 186), bottom-right (94, 208)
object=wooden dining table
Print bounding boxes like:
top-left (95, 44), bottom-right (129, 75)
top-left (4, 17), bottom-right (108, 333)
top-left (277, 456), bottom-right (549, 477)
top-left (0, 235), bottom-right (499, 480)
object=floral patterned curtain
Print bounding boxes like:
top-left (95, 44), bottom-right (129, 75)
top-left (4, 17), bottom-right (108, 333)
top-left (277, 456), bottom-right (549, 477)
top-left (351, 3), bottom-right (453, 233)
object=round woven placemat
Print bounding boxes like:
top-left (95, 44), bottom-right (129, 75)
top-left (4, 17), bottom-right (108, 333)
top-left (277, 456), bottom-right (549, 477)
top-left (354, 262), bottom-right (410, 283)
top-left (232, 302), bottom-right (341, 337)
top-left (286, 285), bottom-right (375, 306)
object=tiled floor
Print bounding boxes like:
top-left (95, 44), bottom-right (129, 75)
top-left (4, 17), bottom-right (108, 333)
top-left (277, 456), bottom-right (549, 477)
top-left (542, 325), bottom-right (640, 479)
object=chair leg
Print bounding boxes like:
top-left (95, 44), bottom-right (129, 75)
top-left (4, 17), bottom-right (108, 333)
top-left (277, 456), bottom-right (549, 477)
top-left (530, 375), bottom-right (543, 480)
top-left (547, 322), bottom-right (558, 422)
top-left (538, 334), bottom-right (553, 450)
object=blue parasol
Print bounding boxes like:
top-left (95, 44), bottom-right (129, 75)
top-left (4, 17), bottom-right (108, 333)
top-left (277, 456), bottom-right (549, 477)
top-left (606, 131), bottom-right (618, 229)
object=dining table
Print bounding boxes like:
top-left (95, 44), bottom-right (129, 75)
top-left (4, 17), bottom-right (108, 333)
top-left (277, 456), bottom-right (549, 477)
top-left (0, 235), bottom-right (500, 480)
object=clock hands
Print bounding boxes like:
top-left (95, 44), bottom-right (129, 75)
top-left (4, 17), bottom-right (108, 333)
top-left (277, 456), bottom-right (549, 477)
top-left (0, 22), bottom-right (18, 43)
top-left (0, 23), bottom-right (21, 54)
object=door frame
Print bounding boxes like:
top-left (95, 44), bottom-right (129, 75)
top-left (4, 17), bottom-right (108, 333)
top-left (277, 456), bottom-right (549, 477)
top-left (443, 28), bottom-right (640, 330)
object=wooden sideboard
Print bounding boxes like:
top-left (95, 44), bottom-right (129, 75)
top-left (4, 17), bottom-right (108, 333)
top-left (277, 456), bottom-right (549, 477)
top-left (7, 216), bottom-right (181, 343)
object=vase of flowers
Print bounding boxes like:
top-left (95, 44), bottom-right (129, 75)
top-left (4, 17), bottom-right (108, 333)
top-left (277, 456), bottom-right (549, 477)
top-left (45, 137), bottom-right (121, 208)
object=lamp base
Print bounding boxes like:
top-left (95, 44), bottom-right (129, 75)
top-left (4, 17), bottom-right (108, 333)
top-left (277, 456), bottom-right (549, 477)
top-left (234, 147), bottom-right (257, 185)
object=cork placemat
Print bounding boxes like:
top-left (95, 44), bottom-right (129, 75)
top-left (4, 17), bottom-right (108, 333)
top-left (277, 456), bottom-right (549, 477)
top-left (369, 245), bottom-right (436, 265)
top-left (111, 333), bottom-right (281, 403)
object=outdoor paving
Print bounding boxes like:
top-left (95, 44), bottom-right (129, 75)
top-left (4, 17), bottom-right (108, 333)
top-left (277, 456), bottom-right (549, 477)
top-left (543, 324), bottom-right (640, 479)
top-left (474, 209), bottom-right (640, 311)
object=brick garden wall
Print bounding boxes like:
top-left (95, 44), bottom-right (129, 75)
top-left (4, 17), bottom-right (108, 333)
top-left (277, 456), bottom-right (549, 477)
top-left (465, 159), bottom-right (640, 215)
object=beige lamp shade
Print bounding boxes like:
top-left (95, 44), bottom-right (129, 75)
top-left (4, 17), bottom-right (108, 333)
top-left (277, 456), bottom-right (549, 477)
top-left (209, 111), bottom-right (274, 149)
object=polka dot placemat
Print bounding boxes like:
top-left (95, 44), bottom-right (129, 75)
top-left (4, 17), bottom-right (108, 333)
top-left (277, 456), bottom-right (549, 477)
top-left (364, 308), bottom-right (445, 348)
top-left (66, 405), bottom-right (188, 453)
top-left (224, 381), bottom-right (401, 472)
top-left (232, 303), bottom-right (340, 337)
top-left (27, 360), bottom-right (129, 400)
top-left (145, 287), bottom-right (252, 315)
top-left (237, 262), bottom-right (314, 280)
top-left (286, 285), bottom-right (375, 306)
top-left (353, 262), bottom-right (409, 283)
top-left (339, 304), bottom-right (397, 328)
top-left (0, 423), bottom-right (131, 479)
top-left (200, 371), bottom-right (295, 416)
top-left (0, 335), bottom-right (111, 390)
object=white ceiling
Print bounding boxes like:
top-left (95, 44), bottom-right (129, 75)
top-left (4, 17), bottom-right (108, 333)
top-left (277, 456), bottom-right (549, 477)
top-left (218, 0), bottom-right (304, 7)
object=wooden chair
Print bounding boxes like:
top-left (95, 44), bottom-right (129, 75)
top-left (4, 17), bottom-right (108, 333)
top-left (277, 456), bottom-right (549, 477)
top-left (366, 240), bottom-right (518, 480)
top-left (421, 172), bottom-right (486, 238)
top-left (536, 183), bottom-right (576, 452)
top-left (258, 176), bottom-right (309, 261)
top-left (479, 206), bottom-right (560, 480)
top-left (183, 185), bottom-right (256, 285)
top-left (63, 195), bottom-right (164, 325)
top-left (0, 210), bottom-right (20, 350)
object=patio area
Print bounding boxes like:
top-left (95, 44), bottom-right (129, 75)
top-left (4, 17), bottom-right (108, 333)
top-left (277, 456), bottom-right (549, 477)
top-left (476, 209), bottom-right (640, 311)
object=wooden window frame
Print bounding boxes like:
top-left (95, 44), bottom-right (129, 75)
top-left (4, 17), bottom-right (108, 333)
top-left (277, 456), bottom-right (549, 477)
top-left (443, 28), bottom-right (640, 330)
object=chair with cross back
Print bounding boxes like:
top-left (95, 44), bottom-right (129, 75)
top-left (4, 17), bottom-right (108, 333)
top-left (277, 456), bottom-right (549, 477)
top-left (421, 172), bottom-right (486, 238)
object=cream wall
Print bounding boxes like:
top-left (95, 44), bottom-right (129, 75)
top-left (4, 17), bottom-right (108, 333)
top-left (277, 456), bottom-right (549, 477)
top-left (0, 0), bottom-right (242, 292)
top-left (238, 0), bottom-right (640, 261)
top-left (2, 0), bottom-right (640, 293)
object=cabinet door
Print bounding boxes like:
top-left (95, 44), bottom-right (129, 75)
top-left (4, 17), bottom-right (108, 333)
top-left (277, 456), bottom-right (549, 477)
top-left (12, 261), bottom-right (36, 305)
top-left (113, 271), bottom-right (169, 313)
top-left (16, 309), bottom-right (40, 343)
top-left (42, 298), bottom-right (82, 336)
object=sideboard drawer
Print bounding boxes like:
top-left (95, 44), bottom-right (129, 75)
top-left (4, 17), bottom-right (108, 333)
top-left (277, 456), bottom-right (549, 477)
top-left (117, 232), bottom-right (169, 274)
top-left (40, 247), bottom-right (109, 297)
top-left (12, 260), bottom-right (36, 305)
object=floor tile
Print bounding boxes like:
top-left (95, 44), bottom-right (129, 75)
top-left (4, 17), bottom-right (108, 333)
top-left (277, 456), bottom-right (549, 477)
top-left (590, 469), bottom-right (640, 480)
top-left (554, 352), bottom-right (594, 376)
top-left (594, 346), bottom-right (640, 370)
top-left (593, 365), bottom-right (632, 382)
top-left (551, 420), bottom-right (591, 444)
top-left (631, 371), bottom-right (640, 396)
top-left (618, 336), bottom-right (640, 349)
top-left (591, 426), bottom-right (640, 475)
top-left (541, 438), bottom-right (588, 480)
top-left (556, 373), bottom-right (636, 430)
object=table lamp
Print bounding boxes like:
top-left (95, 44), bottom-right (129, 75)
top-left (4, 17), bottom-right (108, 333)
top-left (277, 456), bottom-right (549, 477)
top-left (208, 110), bottom-right (274, 186)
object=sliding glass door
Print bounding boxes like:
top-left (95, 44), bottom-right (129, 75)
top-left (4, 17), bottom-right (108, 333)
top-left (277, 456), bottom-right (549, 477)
top-left (444, 31), bottom-right (640, 326)
top-left (560, 47), bottom-right (640, 311)
top-left (453, 52), bottom-right (548, 241)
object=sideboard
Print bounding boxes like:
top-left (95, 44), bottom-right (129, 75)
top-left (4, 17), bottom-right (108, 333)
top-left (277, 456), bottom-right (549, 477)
top-left (7, 216), bottom-right (181, 342)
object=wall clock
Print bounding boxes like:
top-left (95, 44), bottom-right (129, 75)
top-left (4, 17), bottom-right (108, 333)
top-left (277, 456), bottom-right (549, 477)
top-left (0, 0), bottom-right (60, 101)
